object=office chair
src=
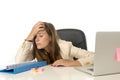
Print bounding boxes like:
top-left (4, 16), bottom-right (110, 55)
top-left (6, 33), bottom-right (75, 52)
top-left (57, 29), bottom-right (87, 50)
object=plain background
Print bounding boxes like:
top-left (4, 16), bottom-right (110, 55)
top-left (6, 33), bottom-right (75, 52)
top-left (0, 0), bottom-right (120, 66)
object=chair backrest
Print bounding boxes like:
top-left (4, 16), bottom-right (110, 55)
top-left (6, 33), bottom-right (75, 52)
top-left (57, 29), bottom-right (87, 50)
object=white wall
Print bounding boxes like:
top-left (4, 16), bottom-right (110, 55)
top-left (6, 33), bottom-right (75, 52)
top-left (0, 0), bottom-right (120, 66)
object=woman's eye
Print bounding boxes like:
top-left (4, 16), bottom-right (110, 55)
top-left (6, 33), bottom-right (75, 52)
top-left (39, 35), bottom-right (43, 37)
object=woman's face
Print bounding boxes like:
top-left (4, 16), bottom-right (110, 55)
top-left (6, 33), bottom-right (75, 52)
top-left (35, 30), bottom-right (51, 49)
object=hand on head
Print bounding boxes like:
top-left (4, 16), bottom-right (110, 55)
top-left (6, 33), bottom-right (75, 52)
top-left (32, 21), bottom-right (45, 36)
top-left (26, 21), bottom-right (46, 41)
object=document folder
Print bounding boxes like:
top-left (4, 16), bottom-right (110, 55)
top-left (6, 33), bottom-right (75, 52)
top-left (0, 61), bottom-right (47, 74)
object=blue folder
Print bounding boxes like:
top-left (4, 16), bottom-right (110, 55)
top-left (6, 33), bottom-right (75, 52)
top-left (0, 61), bottom-right (47, 74)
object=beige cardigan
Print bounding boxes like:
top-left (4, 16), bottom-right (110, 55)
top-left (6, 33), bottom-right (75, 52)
top-left (15, 39), bottom-right (94, 66)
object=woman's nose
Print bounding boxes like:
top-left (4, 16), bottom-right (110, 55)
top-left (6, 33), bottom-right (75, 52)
top-left (35, 36), bottom-right (40, 42)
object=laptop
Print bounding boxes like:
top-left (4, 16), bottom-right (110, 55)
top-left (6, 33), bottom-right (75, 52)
top-left (75, 32), bottom-right (120, 76)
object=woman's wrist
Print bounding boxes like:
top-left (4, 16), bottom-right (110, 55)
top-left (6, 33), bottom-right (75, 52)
top-left (26, 31), bottom-right (35, 41)
top-left (25, 39), bottom-right (33, 42)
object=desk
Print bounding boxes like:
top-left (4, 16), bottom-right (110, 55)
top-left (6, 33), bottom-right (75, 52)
top-left (0, 65), bottom-right (120, 80)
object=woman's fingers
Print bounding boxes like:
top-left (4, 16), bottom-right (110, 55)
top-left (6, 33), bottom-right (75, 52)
top-left (36, 21), bottom-right (45, 27)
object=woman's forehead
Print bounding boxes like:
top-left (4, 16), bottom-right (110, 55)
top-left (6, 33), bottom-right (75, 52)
top-left (37, 30), bottom-right (46, 34)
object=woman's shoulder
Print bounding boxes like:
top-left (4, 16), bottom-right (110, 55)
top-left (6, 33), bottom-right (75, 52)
top-left (58, 39), bottom-right (72, 46)
top-left (58, 39), bottom-right (73, 54)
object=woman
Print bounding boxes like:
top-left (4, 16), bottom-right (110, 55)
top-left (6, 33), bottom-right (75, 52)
top-left (15, 21), bottom-right (94, 67)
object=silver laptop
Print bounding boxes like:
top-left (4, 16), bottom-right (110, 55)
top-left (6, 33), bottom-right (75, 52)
top-left (75, 32), bottom-right (120, 76)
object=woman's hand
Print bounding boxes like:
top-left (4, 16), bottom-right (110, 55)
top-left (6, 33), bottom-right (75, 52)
top-left (26, 21), bottom-right (45, 41)
top-left (51, 59), bottom-right (81, 67)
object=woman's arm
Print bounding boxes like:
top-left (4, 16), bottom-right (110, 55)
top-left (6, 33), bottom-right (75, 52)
top-left (52, 40), bottom-right (94, 67)
top-left (52, 59), bottom-right (81, 67)
top-left (15, 21), bottom-right (45, 63)
top-left (52, 48), bottom-right (94, 67)
top-left (15, 41), bottom-right (34, 63)
top-left (70, 44), bottom-right (94, 66)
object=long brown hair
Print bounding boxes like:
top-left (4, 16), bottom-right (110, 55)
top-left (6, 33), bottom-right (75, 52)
top-left (33, 22), bottom-right (62, 64)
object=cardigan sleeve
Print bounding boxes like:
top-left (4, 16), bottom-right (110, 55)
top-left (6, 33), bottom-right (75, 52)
top-left (70, 42), bottom-right (94, 66)
top-left (58, 39), bottom-right (94, 66)
top-left (15, 41), bottom-right (34, 63)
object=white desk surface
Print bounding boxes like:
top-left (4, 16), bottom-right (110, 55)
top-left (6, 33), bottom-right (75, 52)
top-left (0, 65), bottom-right (120, 80)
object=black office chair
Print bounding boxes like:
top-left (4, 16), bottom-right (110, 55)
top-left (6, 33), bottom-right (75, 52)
top-left (57, 29), bottom-right (87, 50)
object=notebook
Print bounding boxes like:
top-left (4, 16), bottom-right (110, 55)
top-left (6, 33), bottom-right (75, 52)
top-left (75, 32), bottom-right (120, 76)
top-left (0, 61), bottom-right (47, 74)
